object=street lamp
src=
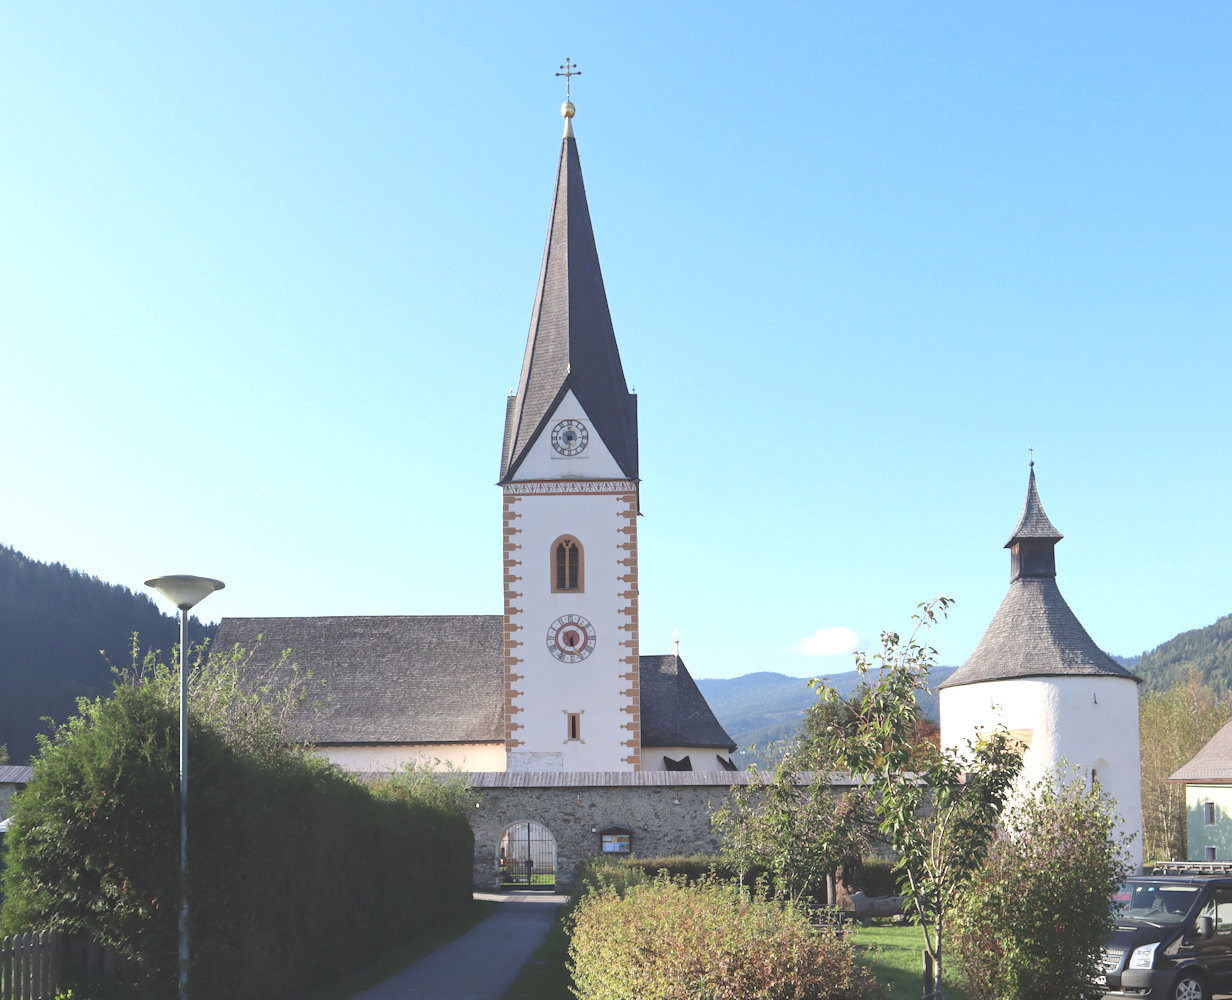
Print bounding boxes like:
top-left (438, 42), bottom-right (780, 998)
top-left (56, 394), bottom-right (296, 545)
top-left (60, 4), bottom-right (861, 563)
top-left (145, 574), bottom-right (224, 1000)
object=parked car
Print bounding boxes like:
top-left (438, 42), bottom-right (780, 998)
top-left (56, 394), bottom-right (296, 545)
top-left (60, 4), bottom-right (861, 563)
top-left (1099, 862), bottom-right (1232, 1000)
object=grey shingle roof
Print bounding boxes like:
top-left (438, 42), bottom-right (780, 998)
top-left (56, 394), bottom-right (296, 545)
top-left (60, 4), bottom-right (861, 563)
top-left (499, 127), bottom-right (638, 483)
top-left (938, 578), bottom-right (1139, 689)
top-left (640, 654), bottom-right (737, 752)
top-left (1006, 466), bottom-right (1063, 546)
top-left (215, 617), bottom-right (734, 752)
top-left (214, 616), bottom-right (505, 744)
top-left (1169, 718), bottom-right (1232, 783)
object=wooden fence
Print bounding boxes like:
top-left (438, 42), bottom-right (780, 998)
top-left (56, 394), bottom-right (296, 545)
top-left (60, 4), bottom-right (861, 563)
top-left (0, 930), bottom-right (126, 1000)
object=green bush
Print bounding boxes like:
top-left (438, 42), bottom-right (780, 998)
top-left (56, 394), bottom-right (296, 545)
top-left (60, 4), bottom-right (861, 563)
top-left (950, 770), bottom-right (1130, 1000)
top-left (569, 877), bottom-right (884, 1000)
top-left (0, 661), bottom-right (473, 1000)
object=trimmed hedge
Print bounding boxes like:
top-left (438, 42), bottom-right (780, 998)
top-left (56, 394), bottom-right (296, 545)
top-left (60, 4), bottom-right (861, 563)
top-left (597, 855), bottom-right (897, 900)
top-left (0, 683), bottom-right (472, 999)
top-left (569, 877), bottom-right (884, 1000)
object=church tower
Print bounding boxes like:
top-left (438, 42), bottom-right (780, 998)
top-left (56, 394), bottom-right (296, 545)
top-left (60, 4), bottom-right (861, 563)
top-left (939, 465), bottom-right (1143, 866)
top-left (498, 97), bottom-right (641, 771)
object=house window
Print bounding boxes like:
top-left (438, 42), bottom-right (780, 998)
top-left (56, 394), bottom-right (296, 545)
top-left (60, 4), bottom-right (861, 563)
top-left (1206, 801), bottom-right (1217, 826)
top-left (1207, 846), bottom-right (1218, 862)
top-left (600, 827), bottom-right (632, 854)
top-left (566, 712), bottom-right (583, 742)
top-left (552, 536), bottom-right (583, 592)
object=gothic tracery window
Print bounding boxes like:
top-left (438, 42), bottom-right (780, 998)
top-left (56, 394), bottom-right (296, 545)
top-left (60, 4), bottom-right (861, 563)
top-left (552, 536), bottom-right (583, 592)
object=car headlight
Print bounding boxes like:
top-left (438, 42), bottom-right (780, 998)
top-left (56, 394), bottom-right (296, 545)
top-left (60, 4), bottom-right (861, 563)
top-left (1129, 943), bottom-right (1159, 970)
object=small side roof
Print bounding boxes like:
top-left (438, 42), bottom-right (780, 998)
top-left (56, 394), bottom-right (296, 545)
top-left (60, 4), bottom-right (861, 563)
top-left (640, 654), bottom-right (737, 752)
top-left (1169, 717), bottom-right (1232, 784)
top-left (0, 765), bottom-right (34, 785)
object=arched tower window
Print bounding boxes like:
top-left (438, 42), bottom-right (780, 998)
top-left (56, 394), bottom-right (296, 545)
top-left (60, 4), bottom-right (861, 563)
top-left (551, 536), bottom-right (583, 593)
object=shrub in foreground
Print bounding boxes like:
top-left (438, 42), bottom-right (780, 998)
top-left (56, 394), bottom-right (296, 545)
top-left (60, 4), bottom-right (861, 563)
top-left (0, 664), bottom-right (472, 999)
top-left (951, 770), bottom-right (1130, 1000)
top-left (569, 877), bottom-right (884, 1000)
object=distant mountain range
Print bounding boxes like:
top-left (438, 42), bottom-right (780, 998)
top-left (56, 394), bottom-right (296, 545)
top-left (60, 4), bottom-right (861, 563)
top-left (696, 667), bottom-right (957, 755)
top-left (1, 543), bottom-right (1229, 765)
top-left (696, 618), bottom-right (1232, 753)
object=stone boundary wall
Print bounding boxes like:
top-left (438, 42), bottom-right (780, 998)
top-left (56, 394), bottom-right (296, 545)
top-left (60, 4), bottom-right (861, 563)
top-left (464, 771), bottom-right (865, 890)
top-left (470, 781), bottom-right (735, 889)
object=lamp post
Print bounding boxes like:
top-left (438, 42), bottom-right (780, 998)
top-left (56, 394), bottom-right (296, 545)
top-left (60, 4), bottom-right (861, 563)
top-left (145, 574), bottom-right (224, 1000)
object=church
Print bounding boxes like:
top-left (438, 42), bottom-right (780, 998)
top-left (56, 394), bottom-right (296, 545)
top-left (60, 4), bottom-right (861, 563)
top-left (215, 82), bottom-right (1144, 885)
top-left (215, 93), bottom-right (737, 789)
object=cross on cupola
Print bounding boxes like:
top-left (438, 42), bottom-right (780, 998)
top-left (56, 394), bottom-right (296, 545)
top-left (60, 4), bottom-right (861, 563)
top-left (556, 58), bottom-right (581, 101)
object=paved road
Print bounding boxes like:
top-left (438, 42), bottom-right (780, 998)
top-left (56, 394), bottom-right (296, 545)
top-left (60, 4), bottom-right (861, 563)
top-left (351, 891), bottom-right (567, 1000)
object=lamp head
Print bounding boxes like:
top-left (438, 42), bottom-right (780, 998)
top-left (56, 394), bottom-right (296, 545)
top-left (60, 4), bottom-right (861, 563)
top-left (145, 575), bottom-right (225, 611)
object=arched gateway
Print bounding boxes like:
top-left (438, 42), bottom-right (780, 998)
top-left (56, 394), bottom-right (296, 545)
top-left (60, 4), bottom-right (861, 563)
top-left (498, 821), bottom-right (558, 890)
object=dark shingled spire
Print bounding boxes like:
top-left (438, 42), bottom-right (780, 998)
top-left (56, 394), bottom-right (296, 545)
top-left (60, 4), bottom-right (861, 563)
top-left (499, 111), bottom-right (638, 483)
top-left (938, 468), bottom-right (1139, 690)
top-left (1006, 464), bottom-right (1063, 547)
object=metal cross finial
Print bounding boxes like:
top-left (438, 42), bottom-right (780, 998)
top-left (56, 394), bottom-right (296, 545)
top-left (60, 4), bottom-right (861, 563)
top-left (556, 58), bottom-right (581, 100)
top-left (672, 629), bottom-right (680, 656)
top-left (1029, 446), bottom-right (1034, 469)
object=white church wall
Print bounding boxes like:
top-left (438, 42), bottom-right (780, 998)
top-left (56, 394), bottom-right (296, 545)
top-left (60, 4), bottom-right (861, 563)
top-left (513, 391), bottom-right (626, 481)
top-left (941, 675), bottom-right (1143, 870)
top-left (503, 482), bottom-right (640, 771)
top-left (319, 743), bottom-right (506, 773)
top-left (641, 747), bottom-right (734, 773)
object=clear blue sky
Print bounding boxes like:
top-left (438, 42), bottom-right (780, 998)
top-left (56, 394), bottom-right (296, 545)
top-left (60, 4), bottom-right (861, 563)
top-left (2, 3), bottom-right (1228, 680)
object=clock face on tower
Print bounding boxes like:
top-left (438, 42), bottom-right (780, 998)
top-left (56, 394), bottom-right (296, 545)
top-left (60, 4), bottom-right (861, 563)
top-left (546, 614), bottom-right (596, 662)
top-left (550, 419), bottom-right (589, 456)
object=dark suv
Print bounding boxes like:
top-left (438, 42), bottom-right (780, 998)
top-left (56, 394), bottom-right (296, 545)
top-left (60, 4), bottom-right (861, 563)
top-left (1099, 863), bottom-right (1232, 1000)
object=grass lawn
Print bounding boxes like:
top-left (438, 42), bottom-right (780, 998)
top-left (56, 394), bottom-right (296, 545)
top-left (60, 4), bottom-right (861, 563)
top-left (502, 916), bottom-right (572, 1000)
top-left (301, 899), bottom-right (496, 1000)
top-left (847, 923), bottom-right (971, 1000)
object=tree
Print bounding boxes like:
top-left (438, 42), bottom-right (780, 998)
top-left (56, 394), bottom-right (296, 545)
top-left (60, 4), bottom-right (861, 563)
top-left (711, 737), bottom-right (870, 905)
top-left (810, 598), bottom-right (1023, 999)
top-left (951, 768), bottom-right (1131, 1000)
top-left (1139, 673), bottom-right (1232, 861)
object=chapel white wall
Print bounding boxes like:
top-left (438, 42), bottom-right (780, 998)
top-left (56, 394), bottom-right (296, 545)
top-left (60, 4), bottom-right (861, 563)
top-left (940, 675), bottom-right (1143, 870)
top-left (319, 743), bottom-right (506, 773)
top-left (641, 747), bottom-right (734, 772)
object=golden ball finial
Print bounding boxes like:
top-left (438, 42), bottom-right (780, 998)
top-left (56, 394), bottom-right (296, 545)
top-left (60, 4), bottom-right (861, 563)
top-left (561, 100), bottom-right (576, 119)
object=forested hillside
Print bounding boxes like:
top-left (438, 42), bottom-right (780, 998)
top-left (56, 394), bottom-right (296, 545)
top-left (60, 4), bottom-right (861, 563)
top-left (0, 545), bottom-right (215, 763)
top-left (1135, 613), bottom-right (1232, 693)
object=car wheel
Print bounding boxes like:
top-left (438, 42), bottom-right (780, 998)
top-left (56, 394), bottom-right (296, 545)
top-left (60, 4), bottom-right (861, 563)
top-left (1171, 972), bottom-right (1210, 1000)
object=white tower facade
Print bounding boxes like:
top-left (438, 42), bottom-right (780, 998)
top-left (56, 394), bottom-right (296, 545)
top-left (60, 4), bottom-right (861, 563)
top-left (939, 467), bottom-right (1143, 869)
top-left (498, 104), bottom-right (642, 771)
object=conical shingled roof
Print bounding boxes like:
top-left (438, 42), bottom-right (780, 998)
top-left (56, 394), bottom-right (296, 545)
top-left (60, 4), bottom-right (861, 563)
top-left (939, 470), bottom-right (1139, 690)
top-left (1005, 465), bottom-right (1063, 546)
top-left (499, 118), bottom-right (638, 483)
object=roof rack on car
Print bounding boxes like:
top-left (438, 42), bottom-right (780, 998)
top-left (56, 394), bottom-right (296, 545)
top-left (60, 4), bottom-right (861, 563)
top-left (1151, 861), bottom-right (1232, 876)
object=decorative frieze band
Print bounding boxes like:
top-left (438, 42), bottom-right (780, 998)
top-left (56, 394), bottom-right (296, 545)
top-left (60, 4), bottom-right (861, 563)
top-left (504, 479), bottom-right (638, 496)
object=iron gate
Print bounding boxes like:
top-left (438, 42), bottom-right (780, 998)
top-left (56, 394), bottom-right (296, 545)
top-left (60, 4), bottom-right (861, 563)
top-left (498, 821), bottom-right (557, 890)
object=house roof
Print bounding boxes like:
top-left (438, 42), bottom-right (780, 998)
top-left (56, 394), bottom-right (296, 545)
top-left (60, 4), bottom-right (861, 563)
top-left (0, 765), bottom-right (34, 785)
top-left (214, 616), bottom-right (734, 752)
top-left (499, 112), bottom-right (638, 483)
top-left (1169, 717), bottom-right (1232, 783)
top-left (937, 578), bottom-right (1139, 689)
top-left (640, 654), bottom-right (737, 752)
top-left (1006, 464), bottom-right (1063, 546)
